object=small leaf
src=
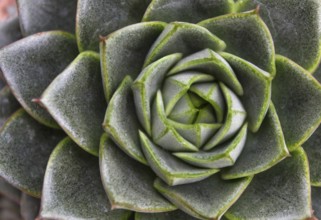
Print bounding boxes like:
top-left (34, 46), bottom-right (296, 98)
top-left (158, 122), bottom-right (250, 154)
top-left (99, 134), bottom-right (176, 212)
top-left (101, 22), bottom-right (166, 101)
top-left (143, 0), bottom-right (234, 23)
top-left (103, 76), bottom-right (147, 164)
top-left (0, 86), bottom-right (20, 128)
top-left (238, 0), bottom-right (321, 72)
top-left (20, 193), bottom-right (40, 220)
top-left (144, 22), bottom-right (226, 67)
top-left (272, 55), bottom-right (321, 151)
top-left (154, 174), bottom-right (253, 220)
top-left (139, 131), bottom-right (218, 186)
top-left (0, 16), bottom-right (22, 48)
top-left (199, 11), bottom-right (275, 75)
top-left (40, 137), bottom-right (131, 220)
top-left (0, 109), bottom-right (65, 197)
top-left (225, 147), bottom-right (312, 220)
top-left (0, 31), bottom-right (78, 128)
top-left (222, 103), bottom-right (289, 179)
top-left (17, 0), bottom-right (77, 36)
top-left (303, 125), bottom-right (321, 186)
top-left (77, 0), bottom-right (151, 51)
top-left (135, 210), bottom-right (199, 220)
top-left (312, 187), bottom-right (321, 219)
top-left (41, 52), bottom-right (106, 156)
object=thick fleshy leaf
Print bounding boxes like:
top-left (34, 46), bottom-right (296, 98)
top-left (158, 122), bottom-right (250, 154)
top-left (272, 55), bottom-right (321, 151)
top-left (222, 103), bottom-right (289, 179)
top-left (144, 22), bottom-right (226, 67)
top-left (17, 0), bottom-right (77, 36)
top-left (40, 52), bottom-right (106, 156)
top-left (169, 49), bottom-right (243, 96)
top-left (303, 125), bottom-right (321, 186)
top-left (77, 0), bottom-right (151, 51)
top-left (0, 86), bottom-right (20, 127)
top-left (99, 134), bottom-right (176, 212)
top-left (143, 0), bottom-right (234, 23)
top-left (103, 76), bottom-right (147, 164)
top-left (0, 177), bottom-right (21, 204)
top-left (225, 147), bottom-right (311, 220)
top-left (0, 31), bottom-right (78, 128)
top-left (132, 53), bottom-right (182, 135)
top-left (222, 52), bottom-right (272, 132)
top-left (0, 109), bottom-right (64, 197)
top-left (135, 210), bottom-right (198, 220)
top-left (238, 0), bottom-right (321, 72)
top-left (168, 94), bottom-right (199, 124)
top-left (154, 175), bottom-right (252, 220)
top-left (152, 91), bottom-right (198, 152)
top-left (203, 84), bottom-right (246, 150)
top-left (101, 22), bottom-right (166, 101)
top-left (41, 137), bottom-right (131, 220)
top-left (0, 16), bottom-right (22, 48)
top-left (174, 123), bottom-right (247, 169)
top-left (139, 131), bottom-right (218, 186)
top-left (20, 193), bottom-right (40, 220)
top-left (199, 11), bottom-right (275, 75)
top-left (312, 187), bottom-right (321, 219)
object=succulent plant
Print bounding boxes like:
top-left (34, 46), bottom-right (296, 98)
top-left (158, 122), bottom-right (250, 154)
top-left (0, 0), bottom-right (321, 219)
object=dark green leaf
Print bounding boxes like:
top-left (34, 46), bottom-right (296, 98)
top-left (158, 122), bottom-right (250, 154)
top-left (312, 187), bottom-right (321, 219)
top-left (0, 86), bottom-right (20, 128)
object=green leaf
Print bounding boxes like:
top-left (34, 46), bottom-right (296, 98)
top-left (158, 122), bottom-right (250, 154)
top-left (139, 131), bottom-right (218, 186)
top-left (221, 52), bottom-right (272, 132)
top-left (0, 17), bottom-right (22, 48)
top-left (20, 193), bottom-right (40, 220)
top-left (135, 210), bottom-right (199, 220)
top-left (132, 53), bottom-right (182, 136)
top-left (312, 187), bottom-right (321, 219)
top-left (225, 147), bottom-right (312, 220)
top-left (103, 76), bottom-right (147, 164)
top-left (144, 22), bottom-right (226, 67)
top-left (0, 31), bottom-right (78, 128)
top-left (143, 0), bottom-right (234, 23)
top-left (154, 175), bottom-right (252, 220)
top-left (174, 123), bottom-right (247, 169)
top-left (203, 83), bottom-right (246, 150)
top-left (41, 137), bottom-right (132, 220)
top-left (17, 0), bottom-right (77, 36)
top-left (222, 103), bottom-right (289, 179)
top-left (40, 52), bottom-right (106, 156)
top-left (0, 109), bottom-right (65, 197)
top-left (0, 86), bottom-right (20, 128)
top-left (272, 55), bottom-right (321, 151)
top-left (237, 0), bottom-right (321, 72)
top-left (77, 0), bottom-right (151, 51)
top-left (169, 49), bottom-right (243, 96)
top-left (99, 134), bottom-right (176, 212)
top-left (101, 22), bottom-right (166, 101)
top-left (0, 177), bottom-right (21, 204)
top-left (302, 125), bottom-right (321, 186)
top-left (199, 11), bottom-right (275, 75)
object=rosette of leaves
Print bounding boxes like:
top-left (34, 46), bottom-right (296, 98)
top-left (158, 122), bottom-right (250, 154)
top-left (0, 0), bottom-right (321, 219)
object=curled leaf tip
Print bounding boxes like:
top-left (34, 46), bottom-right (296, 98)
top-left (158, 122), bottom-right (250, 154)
top-left (255, 5), bottom-right (261, 15)
top-left (99, 35), bottom-right (107, 42)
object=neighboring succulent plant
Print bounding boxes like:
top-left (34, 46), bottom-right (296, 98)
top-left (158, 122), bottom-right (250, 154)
top-left (0, 0), bottom-right (321, 219)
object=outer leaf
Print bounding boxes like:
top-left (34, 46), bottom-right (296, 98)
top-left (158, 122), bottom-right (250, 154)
top-left (103, 76), bottom-right (147, 164)
top-left (20, 193), bottom-right (40, 220)
top-left (0, 86), bottom-right (20, 128)
top-left (40, 137), bottom-right (131, 220)
top-left (41, 52), bottom-right (106, 156)
top-left (222, 103), bottom-right (289, 179)
top-left (0, 109), bottom-right (65, 197)
top-left (99, 134), bottom-right (176, 212)
top-left (135, 210), bottom-right (199, 220)
top-left (225, 147), bottom-right (311, 220)
top-left (143, 0), bottom-right (234, 23)
top-left (0, 16), bottom-right (22, 48)
top-left (312, 187), bottom-right (321, 219)
top-left (272, 55), bottom-right (321, 151)
top-left (199, 11), bottom-right (275, 75)
top-left (77, 0), bottom-right (151, 51)
top-left (302, 125), bottom-right (321, 186)
top-left (0, 31), bottom-right (78, 128)
top-left (101, 22), bottom-right (166, 101)
top-left (17, 0), bottom-right (77, 36)
top-left (154, 175), bottom-right (253, 220)
top-left (238, 0), bottom-right (321, 72)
